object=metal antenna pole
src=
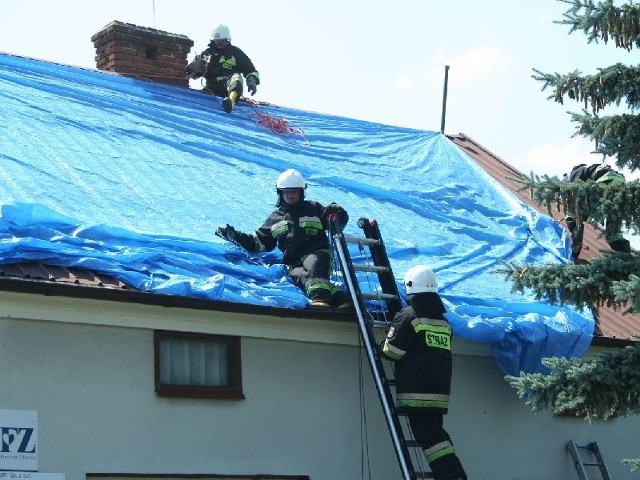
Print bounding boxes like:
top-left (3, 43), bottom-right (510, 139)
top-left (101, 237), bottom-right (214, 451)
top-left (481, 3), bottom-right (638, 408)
top-left (152, 0), bottom-right (157, 28)
top-left (440, 65), bottom-right (450, 134)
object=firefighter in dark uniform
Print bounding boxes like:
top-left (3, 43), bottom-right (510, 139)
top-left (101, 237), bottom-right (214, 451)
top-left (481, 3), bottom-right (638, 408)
top-left (187, 24), bottom-right (259, 113)
top-left (216, 168), bottom-right (351, 308)
top-left (382, 265), bottom-right (467, 480)
top-left (564, 162), bottom-right (630, 259)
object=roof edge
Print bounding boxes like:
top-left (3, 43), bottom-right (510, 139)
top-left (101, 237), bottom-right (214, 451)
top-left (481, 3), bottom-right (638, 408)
top-left (0, 276), bottom-right (354, 323)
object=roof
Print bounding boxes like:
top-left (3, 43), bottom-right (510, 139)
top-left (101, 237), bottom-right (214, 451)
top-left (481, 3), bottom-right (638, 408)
top-left (0, 52), bottom-right (618, 375)
top-left (449, 133), bottom-right (640, 344)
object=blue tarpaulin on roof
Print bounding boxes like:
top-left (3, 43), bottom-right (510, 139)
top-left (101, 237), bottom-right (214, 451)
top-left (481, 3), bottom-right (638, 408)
top-left (0, 53), bottom-right (594, 375)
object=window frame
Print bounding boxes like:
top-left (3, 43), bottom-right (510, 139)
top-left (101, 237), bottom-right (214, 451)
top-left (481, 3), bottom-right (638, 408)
top-left (154, 330), bottom-right (244, 400)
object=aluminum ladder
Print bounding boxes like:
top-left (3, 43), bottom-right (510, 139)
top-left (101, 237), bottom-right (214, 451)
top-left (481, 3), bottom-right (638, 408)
top-left (329, 216), bottom-right (433, 480)
top-left (567, 440), bottom-right (612, 480)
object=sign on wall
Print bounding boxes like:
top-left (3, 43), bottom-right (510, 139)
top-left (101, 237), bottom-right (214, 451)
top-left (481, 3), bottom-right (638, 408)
top-left (0, 474), bottom-right (64, 480)
top-left (0, 410), bottom-right (37, 472)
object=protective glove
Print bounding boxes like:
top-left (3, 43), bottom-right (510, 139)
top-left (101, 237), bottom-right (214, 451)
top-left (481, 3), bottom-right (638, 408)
top-left (322, 203), bottom-right (343, 222)
top-left (246, 77), bottom-right (257, 96)
top-left (215, 224), bottom-right (238, 242)
top-left (186, 55), bottom-right (206, 79)
top-left (323, 202), bottom-right (341, 216)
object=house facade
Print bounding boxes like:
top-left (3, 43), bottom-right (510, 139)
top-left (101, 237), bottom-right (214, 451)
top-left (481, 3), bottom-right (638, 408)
top-left (1, 286), bottom-right (639, 480)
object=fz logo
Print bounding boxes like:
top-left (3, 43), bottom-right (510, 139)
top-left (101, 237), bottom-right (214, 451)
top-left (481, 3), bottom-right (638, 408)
top-left (0, 428), bottom-right (36, 453)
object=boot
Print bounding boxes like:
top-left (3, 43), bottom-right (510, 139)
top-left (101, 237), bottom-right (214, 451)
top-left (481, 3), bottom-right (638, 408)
top-left (566, 218), bottom-right (583, 259)
top-left (609, 238), bottom-right (631, 253)
top-left (222, 91), bottom-right (239, 113)
top-left (308, 290), bottom-right (332, 308)
top-left (331, 290), bottom-right (353, 309)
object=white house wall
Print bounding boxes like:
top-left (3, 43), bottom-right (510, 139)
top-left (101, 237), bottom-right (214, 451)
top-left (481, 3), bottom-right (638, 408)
top-left (0, 291), bottom-right (638, 480)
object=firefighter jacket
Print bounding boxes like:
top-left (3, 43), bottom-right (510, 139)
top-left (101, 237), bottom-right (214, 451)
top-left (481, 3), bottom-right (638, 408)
top-left (233, 200), bottom-right (348, 267)
top-left (382, 295), bottom-right (453, 414)
top-left (201, 42), bottom-right (259, 95)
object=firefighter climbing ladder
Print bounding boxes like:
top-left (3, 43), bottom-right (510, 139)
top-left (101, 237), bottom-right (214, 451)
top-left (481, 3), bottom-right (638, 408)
top-left (329, 216), bottom-right (434, 480)
top-left (567, 440), bottom-right (612, 480)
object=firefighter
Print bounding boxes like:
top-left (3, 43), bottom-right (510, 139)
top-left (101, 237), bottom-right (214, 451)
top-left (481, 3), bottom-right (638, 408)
top-left (381, 265), bottom-right (467, 480)
top-left (216, 168), bottom-right (351, 308)
top-left (564, 163), bottom-right (630, 258)
top-left (187, 24), bottom-right (259, 113)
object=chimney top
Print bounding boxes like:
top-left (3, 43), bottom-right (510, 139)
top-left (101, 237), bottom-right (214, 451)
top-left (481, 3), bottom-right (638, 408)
top-left (91, 20), bottom-right (194, 88)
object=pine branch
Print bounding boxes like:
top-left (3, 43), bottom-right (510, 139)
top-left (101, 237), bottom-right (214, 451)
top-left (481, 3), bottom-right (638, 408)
top-left (497, 254), bottom-right (640, 312)
top-left (623, 458), bottom-right (640, 471)
top-left (516, 173), bottom-right (640, 231)
top-left (505, 344), bottom-right (640, 419)
top-left (570, 111), bottom-right (640, 171)
top-left (557, 0), bottom-right (640, 50)
top-left (532, 64), bottom-right (640, 113)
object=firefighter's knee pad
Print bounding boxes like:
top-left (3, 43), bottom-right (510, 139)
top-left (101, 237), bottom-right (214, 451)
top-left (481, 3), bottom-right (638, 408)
top-left (226, 73), bottom-right (244, 96)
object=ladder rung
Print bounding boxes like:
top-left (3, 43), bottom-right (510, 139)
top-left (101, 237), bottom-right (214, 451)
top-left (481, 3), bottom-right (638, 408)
top-left (353, 264), bottom-right (389, 273)
top-left (372, 320), bottom-right (391, 329)
top-left (343, 235), bottom-right (381, 246)
top-left (361, 292), bottom-right (397, 300)
top-left (416, 472), bottom-right (435, 479)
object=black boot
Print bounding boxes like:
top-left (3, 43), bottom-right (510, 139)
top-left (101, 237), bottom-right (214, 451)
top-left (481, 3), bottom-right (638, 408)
top-left (331, 290), bottom-right (353, 309)
top-left (609, 238), bottom-right (631, 253)
top-left (308, 290), bottom-right (332, 308)
top-left (566, 218), bottom-right (584, 259)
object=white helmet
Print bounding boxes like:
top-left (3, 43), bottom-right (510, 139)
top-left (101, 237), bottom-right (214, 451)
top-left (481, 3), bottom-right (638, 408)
top-left (211, 24), bottom-right (231, 42)
top-left (276, 169), bottom-right (306, 190)
top-left (404, 265), bottom-right (438, 294)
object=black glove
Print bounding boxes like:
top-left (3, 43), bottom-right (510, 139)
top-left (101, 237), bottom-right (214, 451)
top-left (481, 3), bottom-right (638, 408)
top-left (216, 224), bottom-right (238, 242)
top-left (324, 202), bottom-right (341, 215)
top-left (322, 203), bottom-right (342, 221)
top-left (246, 77), bottom-right (257, 96)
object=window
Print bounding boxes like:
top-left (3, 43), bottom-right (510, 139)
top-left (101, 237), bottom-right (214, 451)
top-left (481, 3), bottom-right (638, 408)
top-left (154, 330), bottom-right (244, 399)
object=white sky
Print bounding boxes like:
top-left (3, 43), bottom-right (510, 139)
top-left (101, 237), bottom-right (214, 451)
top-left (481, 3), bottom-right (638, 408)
top-left (0, 0), bottom-right (635, 178)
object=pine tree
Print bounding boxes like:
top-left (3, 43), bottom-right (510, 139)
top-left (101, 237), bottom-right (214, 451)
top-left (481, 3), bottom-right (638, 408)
top-left (505, 343), bottom-right (640, 470)
top-left (502, 1), bottom-right (640, 471)
top-left (501, 0), bottom-right (640, 313)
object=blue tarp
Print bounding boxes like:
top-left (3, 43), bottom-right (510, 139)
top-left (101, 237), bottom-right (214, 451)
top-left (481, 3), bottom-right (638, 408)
top-left (0, 53), bottom-right (594, 375)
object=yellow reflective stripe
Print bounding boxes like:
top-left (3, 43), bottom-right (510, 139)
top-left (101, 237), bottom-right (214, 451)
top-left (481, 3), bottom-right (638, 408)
top-left (382, 341), bottom-right (405, 360)
top-left (299, 216), bottom-right (322, 230)
top-left (414, 323), bottom-right (451, 350)
top-left (411, 317), bottom-right (449, 328)
top-left (596, 172), bottom-right (625, 183)
top-left (270, 220), bottom-right (288, 238)
top-left (396, 393), bottom-right (449, 409)
top-left (307, 282), bottom-right (332, 294)
top-left (397, 399), bottom-right (449, 409)
top-left (424, 441), bottom-right (455, 463)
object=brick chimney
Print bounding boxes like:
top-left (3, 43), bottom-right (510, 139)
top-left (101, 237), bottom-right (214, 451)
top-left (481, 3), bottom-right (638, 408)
top-left (91, 21), bottom-right (194, 88)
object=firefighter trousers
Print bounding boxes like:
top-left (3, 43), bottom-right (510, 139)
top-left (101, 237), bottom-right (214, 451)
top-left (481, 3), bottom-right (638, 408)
top-left (408, 412), bottom-right (467, 480)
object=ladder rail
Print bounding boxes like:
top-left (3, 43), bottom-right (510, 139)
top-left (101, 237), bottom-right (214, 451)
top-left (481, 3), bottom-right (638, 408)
top-left (330, 216), bottom-right (417, 480)
top-left (356, 217), bottom-right (404, 317)
top-left (567, 440), bottom-right (612, 480)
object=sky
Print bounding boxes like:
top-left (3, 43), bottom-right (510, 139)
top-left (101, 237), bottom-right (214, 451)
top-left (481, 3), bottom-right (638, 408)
top-left (0, 0), bottom-right (635, 179)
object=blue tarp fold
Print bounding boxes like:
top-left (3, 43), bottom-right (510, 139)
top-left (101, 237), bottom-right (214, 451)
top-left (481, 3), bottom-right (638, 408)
top-left (0, 53), bottom-right (594, 374)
